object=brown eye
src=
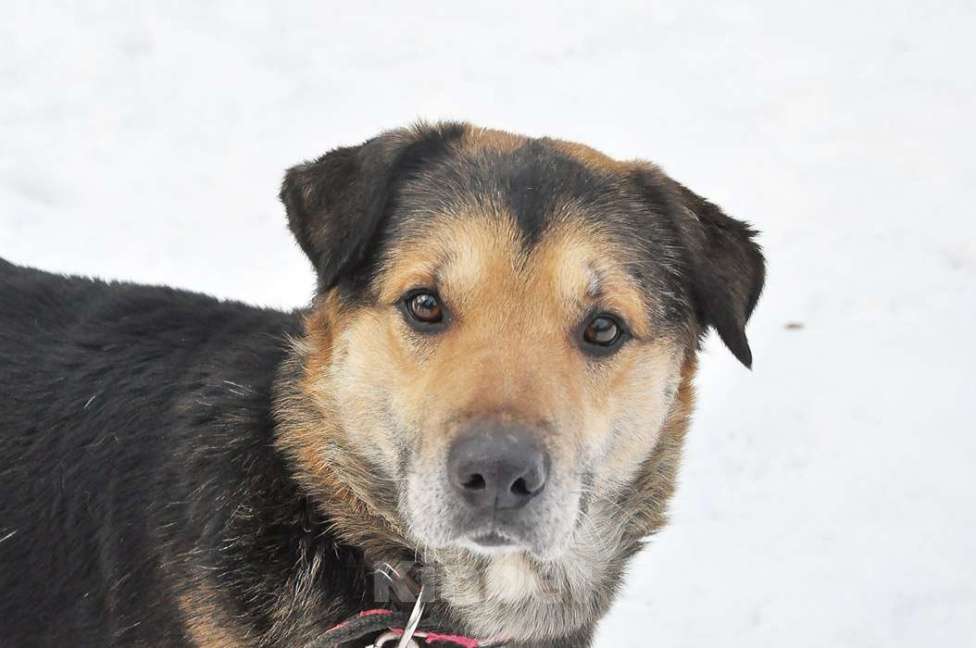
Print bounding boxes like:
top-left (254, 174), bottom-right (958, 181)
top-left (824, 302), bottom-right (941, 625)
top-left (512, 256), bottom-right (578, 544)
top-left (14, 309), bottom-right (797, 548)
top-left (581, 314), bottom-right (626, 354)
top-left (402, 290), bottom-right (446, 328)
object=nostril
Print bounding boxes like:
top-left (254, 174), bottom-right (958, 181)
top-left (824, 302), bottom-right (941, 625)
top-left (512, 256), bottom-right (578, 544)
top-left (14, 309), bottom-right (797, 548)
top-left (462, 473), bottom-right (486, 491)
top-left (510, 477), bottom-right (530, 497)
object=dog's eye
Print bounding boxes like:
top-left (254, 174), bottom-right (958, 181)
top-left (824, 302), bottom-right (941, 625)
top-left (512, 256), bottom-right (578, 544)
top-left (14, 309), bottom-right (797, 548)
top-left (401, 290), bottom-right (446, 329)
top-left (409, 293), bottom-right (442, 322)
top-left (581, 313), bottom-right (626, 355)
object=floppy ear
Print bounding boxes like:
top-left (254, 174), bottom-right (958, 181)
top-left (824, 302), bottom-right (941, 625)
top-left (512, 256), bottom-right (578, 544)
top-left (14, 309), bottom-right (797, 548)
top-left (279, 123), bottom-right (465, 290)
top-left (670, 181), bottom-right (766, 368)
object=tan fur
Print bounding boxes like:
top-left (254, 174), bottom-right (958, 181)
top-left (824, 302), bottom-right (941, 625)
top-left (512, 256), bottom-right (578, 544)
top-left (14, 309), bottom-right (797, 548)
top-left (547, 139), bottom-right (632, 173)
top-left (459, 125), bottom-right (527, 154)
top-left (618, 351), bottom-right (697, 542)
top-left (179, 587), bottom-right (242, 648)
top-left (458, 125), bottom-right (630, 176)
top-left (362, 213), bottom-right (673, 472)
top-left (275, 332), bottom-right (410, 562)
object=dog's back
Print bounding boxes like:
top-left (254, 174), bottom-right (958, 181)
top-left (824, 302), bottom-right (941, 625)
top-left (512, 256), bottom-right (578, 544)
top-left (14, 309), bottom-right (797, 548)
top-left (0, 259), bottom-right (299, 645)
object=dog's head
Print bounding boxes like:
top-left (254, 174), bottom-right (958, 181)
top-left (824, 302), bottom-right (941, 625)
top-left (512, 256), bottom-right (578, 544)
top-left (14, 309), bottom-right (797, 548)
top-left (276, 122), bottom-right (763, 586)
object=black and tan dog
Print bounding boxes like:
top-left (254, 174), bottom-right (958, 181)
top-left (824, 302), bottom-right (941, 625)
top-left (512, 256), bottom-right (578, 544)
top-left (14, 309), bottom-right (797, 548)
top-left (0, 122), bottom-right (764, 647)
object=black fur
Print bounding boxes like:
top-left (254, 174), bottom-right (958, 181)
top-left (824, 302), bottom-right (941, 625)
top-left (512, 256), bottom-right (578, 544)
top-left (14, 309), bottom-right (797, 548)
top-left (500, 140), bottom-right (603, 245)
top-left (280, 122), bottom-right (467, 295)
top-left (666, 181), bottom-right (765, 367)
top-left (0, 260), bottom-right (369, 645)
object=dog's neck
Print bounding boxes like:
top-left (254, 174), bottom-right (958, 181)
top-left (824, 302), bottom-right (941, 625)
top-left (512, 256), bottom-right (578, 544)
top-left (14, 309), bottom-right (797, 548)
top-left (271, 338), bottom-right (696, 645)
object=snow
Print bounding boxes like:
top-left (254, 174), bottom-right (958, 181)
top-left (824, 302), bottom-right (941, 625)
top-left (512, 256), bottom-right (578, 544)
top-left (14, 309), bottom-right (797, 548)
top-left (2, 2), bottom-right (974, 646)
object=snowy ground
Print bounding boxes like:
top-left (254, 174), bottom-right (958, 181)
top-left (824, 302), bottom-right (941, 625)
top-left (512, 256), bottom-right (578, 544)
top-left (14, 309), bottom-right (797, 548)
top-left (2, 2), bottom-right (974, 646)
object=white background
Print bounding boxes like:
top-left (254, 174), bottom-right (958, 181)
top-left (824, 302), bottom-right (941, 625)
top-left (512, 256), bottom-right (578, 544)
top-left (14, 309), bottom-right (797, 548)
top-left (2, 2), bottom-right (974, 646)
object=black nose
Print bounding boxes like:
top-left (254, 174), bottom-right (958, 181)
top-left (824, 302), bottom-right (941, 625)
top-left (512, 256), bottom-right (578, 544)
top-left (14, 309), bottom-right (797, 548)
top-left (448, 422), bottom-right (550, 511)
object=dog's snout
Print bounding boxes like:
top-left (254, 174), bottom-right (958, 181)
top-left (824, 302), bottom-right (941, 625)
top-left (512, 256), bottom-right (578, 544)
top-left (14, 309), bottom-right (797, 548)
top-left (448, 422), bottom-right (550, 511)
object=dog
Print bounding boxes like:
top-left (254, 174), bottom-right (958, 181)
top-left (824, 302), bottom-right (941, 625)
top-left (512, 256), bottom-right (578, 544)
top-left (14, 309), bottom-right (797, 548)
top-left (0, 122), bottom-right (764, 647)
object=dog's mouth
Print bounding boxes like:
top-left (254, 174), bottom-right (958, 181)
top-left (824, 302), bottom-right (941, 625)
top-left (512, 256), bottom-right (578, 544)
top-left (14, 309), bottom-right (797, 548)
top-left (446, 507), bottom-right (576, 559)
top-left (455, 529), bottom-right (537, 558)
top-left (465, 529), bottom-right (520, 552)
top-left (471, 531), bottom-right (514, 547)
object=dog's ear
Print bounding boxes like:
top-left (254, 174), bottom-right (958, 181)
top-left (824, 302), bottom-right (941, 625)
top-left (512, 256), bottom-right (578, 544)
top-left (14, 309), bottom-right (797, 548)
top-left (666, 179), bottom-right (765, 368)
top-left (280, 123), bottom-right (465, 290)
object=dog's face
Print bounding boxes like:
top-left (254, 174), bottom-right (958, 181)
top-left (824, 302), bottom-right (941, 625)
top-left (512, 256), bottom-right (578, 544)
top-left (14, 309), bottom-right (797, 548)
top-left (278, 123), bottom-right (763, 568)
top-left (329, 213), bottom-right (691, 560)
